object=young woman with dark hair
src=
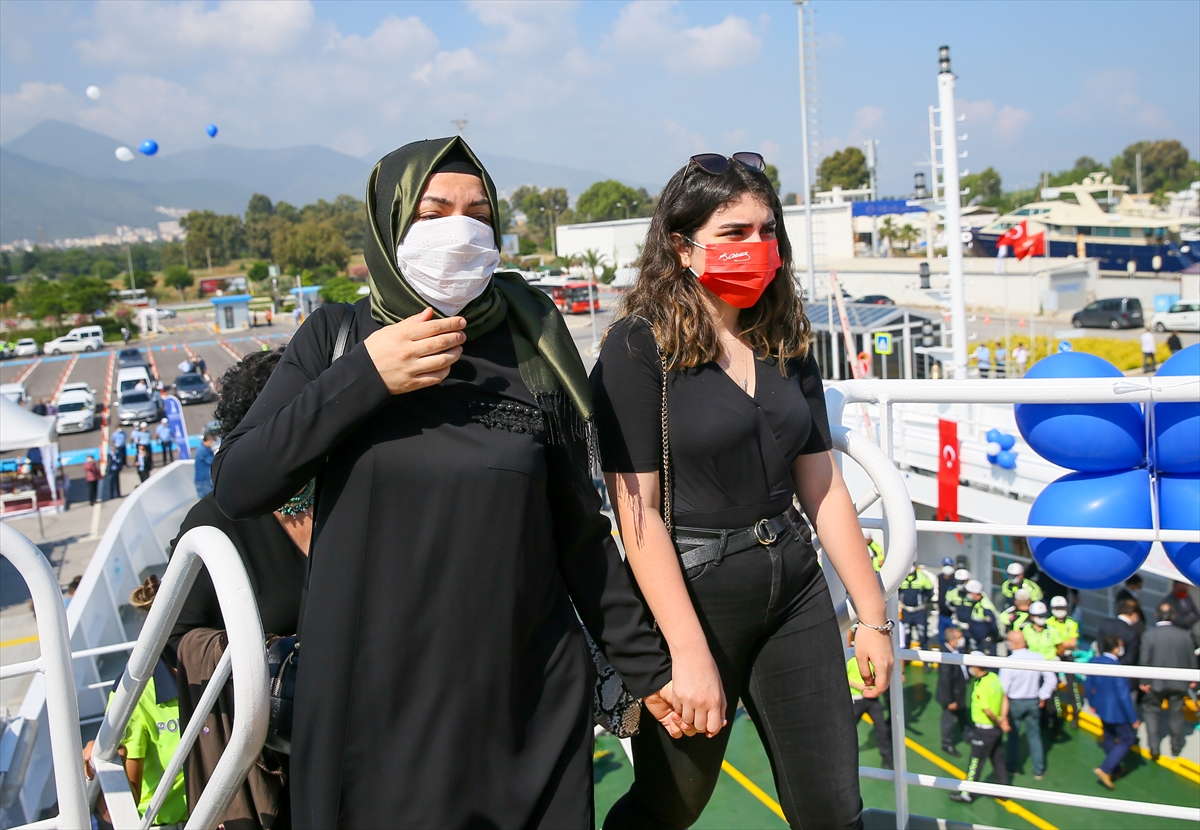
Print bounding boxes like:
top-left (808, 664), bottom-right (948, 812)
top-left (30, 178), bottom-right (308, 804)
top-left (592, 152), bottom-right (892, 829)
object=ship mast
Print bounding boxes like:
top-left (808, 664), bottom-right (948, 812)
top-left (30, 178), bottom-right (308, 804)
top-left (935, 46), bottom-right (968, 379)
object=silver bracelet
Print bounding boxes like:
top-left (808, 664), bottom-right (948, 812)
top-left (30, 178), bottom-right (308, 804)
top-left (856, 619), bottom-right (895, 635)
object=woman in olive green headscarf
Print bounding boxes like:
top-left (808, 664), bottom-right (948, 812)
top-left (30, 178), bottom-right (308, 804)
top-left (212, 137), bottom-right (673, 829)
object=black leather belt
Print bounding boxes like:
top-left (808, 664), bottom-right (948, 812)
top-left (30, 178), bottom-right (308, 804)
top-left (673, 506), bottom-right (805, 571)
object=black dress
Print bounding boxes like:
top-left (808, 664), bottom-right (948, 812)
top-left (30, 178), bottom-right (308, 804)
top-left (212, 300), bottom-right (670, 829)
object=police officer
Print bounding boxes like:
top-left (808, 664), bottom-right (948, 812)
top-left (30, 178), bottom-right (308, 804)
top-left (1024, 601), bottom-right (1067, 736)
top-left (944, 569), bottom-right (975, 634)
top-left (1001, 562), bottom-right (1043, 604)
top-left (936, 557), bottom-right (958, 646)
top-left (949, 654), bottom-right (1011, 803)
top-left (964, 580), bottom-right (1001, 655)
top-left (1047, 595), bottom-right (1083, 729)
top-left (865, 531), bottom-right (884, 572)
top-left (1000, 589), bottom-right (1033, 634)
top-left (899, 563), bottom-right (936, 648)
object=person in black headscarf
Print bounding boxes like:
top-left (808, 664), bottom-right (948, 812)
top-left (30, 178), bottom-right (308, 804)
top-left (211, 137), bottom-right (675, 829)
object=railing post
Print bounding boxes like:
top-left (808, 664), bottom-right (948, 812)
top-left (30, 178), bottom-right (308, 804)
top-left (887, 591), bottom-right (909, 829)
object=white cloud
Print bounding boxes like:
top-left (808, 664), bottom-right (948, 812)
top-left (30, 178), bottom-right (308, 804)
top-left (1060, 68), bottom-right (1171, 131)
top-left (0, 82), bottom-right (75, 142)
top-left (957, 98), bottom-right (1032, 144)
top-left (608, 1), bottom-right (760, 73)
top-left (995, 105), bottom-right (1032, 140)
top-left (760, 139), bottom-right (781, 164)
top-left (467, 0), bottom-right (578, 54)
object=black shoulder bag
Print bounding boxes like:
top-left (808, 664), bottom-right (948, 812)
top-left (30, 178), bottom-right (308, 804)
top-left (265, 307), bottom-right (355, 754)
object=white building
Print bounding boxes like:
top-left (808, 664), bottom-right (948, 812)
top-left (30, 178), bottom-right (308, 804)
top-left (555, 202), bottom-right (854, 275)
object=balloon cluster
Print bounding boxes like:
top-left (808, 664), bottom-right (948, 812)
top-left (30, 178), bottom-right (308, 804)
top-left (111, 126), bottom-right (219, 162)
top-left (984, 429), bottom-right (1017, 470)
top-left (1016, 346), bottom-right (1199, 589)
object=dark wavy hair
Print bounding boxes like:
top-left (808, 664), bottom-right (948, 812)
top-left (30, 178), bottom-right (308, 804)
top-left (213, 348), bottom-right (285, 436)
top-left (617, 160), bottom-right (810, 372)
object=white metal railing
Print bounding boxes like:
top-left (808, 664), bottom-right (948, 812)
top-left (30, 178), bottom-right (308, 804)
top-left (826, 375), bottom-right (1200, 829)
top-left (0, 525), bottom-right (90, 830)
top-left (88, 526), bottom-right (269, 830)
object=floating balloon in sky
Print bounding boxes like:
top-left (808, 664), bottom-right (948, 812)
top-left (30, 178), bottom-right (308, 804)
top-left (139, 139), bottom-right (159, 156)
top-left (206, 124), bottom-right (218, 138)
top-left (86, 85), bottom-right (101, 100)
top-left (115, 146), bottom-right (134, 162)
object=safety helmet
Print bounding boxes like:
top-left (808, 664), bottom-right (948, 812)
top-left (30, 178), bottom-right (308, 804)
top-left (942, 557), bottom-right (954, 566)
top-left (1006, 563), bottom-right (1025, 577)
top-left (1029, 601), bottom-right (1048, 616)
top-left (965, 579), bottom-right (983, 594)
top-left (1015, 589), bottom-right (1031, 603)
top-left (954, 568), bottom-right (970, 582)
top-left (1049, 595), bottom-right (1068, 608)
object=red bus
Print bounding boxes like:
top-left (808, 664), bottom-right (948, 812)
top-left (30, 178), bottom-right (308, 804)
top-left (534, 281), bottom-right (599, 314)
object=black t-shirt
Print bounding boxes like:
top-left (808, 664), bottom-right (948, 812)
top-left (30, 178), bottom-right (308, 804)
top-left (590, 316), bottom-right (832, 530)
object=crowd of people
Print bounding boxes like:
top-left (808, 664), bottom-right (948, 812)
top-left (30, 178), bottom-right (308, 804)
top-left (879, 562), bottom-right (1200, 800)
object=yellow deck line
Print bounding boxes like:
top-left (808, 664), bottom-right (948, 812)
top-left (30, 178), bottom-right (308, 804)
top-left (720, 760), bottom-right (787, 823)
top-left (0, 634), bottom-right (39, 649)
top-left (865, 714), bottom-right (1059, 830)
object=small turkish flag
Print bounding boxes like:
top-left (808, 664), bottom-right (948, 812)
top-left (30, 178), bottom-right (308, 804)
top-left (1014, 230), bottom-right (1046, 260)
top-left (996, 220), bottom-right (1027, 250)
top-left (937, 419), bottom-right (961, 540)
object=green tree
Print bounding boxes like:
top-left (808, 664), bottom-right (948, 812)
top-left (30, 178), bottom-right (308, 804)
top-left (125, 269), bottom-right (157, 291)
top-left (275, 202), bottom-right (302, 224)
top-left (1111, 140), bottom-right (1192, 192)
top-left (319, 276), bottom-right (365, 304)
top-left (246, 261), bottom-right (269, 282)
top-left (64, 275), bottom-right (114, 316)
top-left (160, 242), bottom-right (186, 269)
top-left (0, 282), bottom-right (16, 315)
top-left (960, 167), bottom-right (1004, 205)
top-left (511, 186), bottom-right (570, 246)
top-left (273, 220), bottom-right (351, 272)
top-left (817, 147), bottom-right (870, 191)
top-left (16, 276), bottom-right (68, 330)
top-left (302, 195), bottom-right (366, 253)
top-left (246, 193), bottom-right (274, 221)
top-left (181, 210), bottom-right (246, 266)
top-left (574, 248), bottom-right (609, 282)
top-left (163, 265), bottom-right (194, 301)
top-left (92, 259), bottom-right (119, 280)
top-left (764, 164), bottom-right (781, 194)
top-left (575, 180), bottom-right (651, 222)
top-left (495, 197), bottom-right (513, 235)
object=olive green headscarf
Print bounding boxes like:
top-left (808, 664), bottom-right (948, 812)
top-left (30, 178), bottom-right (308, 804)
top-left (363, 136), bottom-right (594, 444)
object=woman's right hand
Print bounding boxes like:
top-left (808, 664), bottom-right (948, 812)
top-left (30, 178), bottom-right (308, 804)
top-left (363, 307), bottom-right (467, 394)
top-left (670, 644), bottom-right (727, 737)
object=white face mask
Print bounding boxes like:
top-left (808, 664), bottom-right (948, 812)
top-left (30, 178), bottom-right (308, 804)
top-left (395, 215), bottom-right (499, 315)
top-left (1052, 609), bottom-right (1067, 619)
top-left (941, 566), bottom-right (953, 576)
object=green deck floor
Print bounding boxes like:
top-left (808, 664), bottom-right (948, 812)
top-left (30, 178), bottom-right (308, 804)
top-left (594, 666), bottom-right (1199, 829)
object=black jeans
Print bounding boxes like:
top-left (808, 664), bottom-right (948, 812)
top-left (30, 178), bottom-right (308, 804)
top-left (853, 696), bottom-right (893, 766)
top-left (87, 480), bottom-right (98, 505)
top-left (966, 725), bottom-right (1009, 785)
top-left (604, 530), bottom-right (862, 830)
top-left (941, 704), bottom-right (967, 748)
top-left (161, 441), bottom-right (174, 465)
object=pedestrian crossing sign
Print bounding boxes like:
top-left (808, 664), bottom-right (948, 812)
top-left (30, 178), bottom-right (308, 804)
top-left (874, 332), bottom-right (893, 355)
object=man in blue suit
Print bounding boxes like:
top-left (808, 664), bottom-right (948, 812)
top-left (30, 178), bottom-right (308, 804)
top-left (1085, 635), bottom-right (1140, 790)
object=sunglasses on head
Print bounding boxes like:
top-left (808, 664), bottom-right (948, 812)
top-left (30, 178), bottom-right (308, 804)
top-left (689, 152), bottom-right (767, 175)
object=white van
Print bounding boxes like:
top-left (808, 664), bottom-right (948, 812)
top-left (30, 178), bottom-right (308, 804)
top-left (117, 365), bottom-right (154, 395)
top-left (44, 331), bottom-right (100, 354)
top-left (68, 325), bottom-right (104, 344)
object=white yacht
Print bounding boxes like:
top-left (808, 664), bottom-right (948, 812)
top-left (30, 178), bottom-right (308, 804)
top-left (972, 173), bottom-right (1199, 272)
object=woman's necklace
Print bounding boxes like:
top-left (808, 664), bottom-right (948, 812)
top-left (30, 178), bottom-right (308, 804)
top-left (723, 335), bottom-right (751, 393)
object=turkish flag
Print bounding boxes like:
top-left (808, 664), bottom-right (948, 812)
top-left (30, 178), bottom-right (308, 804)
top-left (1014, 231), bottom-right (1046, 260)
top-left (937, 419), bottom-right (960, 528)
top-left (996, 220), bottom-right (1027, 250)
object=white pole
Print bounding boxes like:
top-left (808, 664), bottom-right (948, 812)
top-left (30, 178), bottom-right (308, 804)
top-left (937, 47), bottom-right (968, 379)
top-left (589, 266), bottom-right (600, 356)
top-left (795, 0), bottom-right (817, 301)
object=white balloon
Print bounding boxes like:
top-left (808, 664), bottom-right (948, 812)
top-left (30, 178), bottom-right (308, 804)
top-left (986, 441), bottom-right (1002, 457)
top-left (86, 85), bottom-right (101, 100)
top-left (115, 146), bottom-right (135, 162)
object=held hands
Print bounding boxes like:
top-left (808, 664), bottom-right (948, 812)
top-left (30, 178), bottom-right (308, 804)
top-left (644, 682), bottom-right (685, 739)
top-left (668, 646), bottom-right (728, 738)
top-left (363, 307), bottom-right (466, 394)
top-left (853, 625), bottom-right (895, 698)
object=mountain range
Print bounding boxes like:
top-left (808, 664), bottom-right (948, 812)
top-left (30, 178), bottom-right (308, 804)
top-left (1, 120), bottom-right (640, 244)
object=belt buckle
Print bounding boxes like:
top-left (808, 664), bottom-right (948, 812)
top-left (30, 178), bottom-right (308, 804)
top-left (754, 519), bottom-right (778, 545)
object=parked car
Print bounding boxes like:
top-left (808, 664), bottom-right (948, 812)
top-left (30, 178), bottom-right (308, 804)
top-left (173, 372), bottom-right (216, 404)
top-left (54, 389), bottom-right (96, 434)
top-left (117, 347), bottom-right (148, 368)
top-left (156, 308), bottom-right (177, 319)
top-left (14, 338), bottom-right (39, 357)
top-left (1151, 300), bottom-right (1200, 332)
top-left (44, 332), bottom-right (100, 354)
top-left (1071, 297), bottom-right (1144, 329)
top-left (60, 381), bottom-right (95, 403)
top-left (117, 388), bottom-right (162, 425)
top-left (854, 295), bottom-right (895, 305)
top-left (1, 382), bottom-right (30, 407)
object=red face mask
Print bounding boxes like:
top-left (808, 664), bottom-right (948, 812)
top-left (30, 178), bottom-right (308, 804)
top-left (688, 238), bottom-right (781, 308)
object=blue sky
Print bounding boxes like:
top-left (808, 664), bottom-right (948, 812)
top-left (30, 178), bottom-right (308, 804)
top-left (2, 0), bottom-right (1196, 197)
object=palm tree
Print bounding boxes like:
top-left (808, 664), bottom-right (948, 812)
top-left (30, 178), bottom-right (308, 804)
top-left (578, 248), bottom-right (609, 282)
top-left (878, 217), bottom-right (898, 255)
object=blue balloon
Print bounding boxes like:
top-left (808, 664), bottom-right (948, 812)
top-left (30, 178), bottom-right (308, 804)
top-left (1159, 473), bottom-right (1199, 585)
top-left (1154, 344), bottom-right (1200, 474)
top-left (1029, 469), bottom-right (1152, 589)
top-left (997, 450), bottom-right (1017, 469)
top-left (998, 433), bottom-right (1016, 451)
top-left (986, 428), bottom-right (1002, 444)
top-left (1015, 352), bottom-right (1145, 472)
top-left (138, 139), bottom-right (159, 156)
top-left (206, 124), bottom-right (218, 138)
top-left (986, 453), bottom-right (999, 465)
